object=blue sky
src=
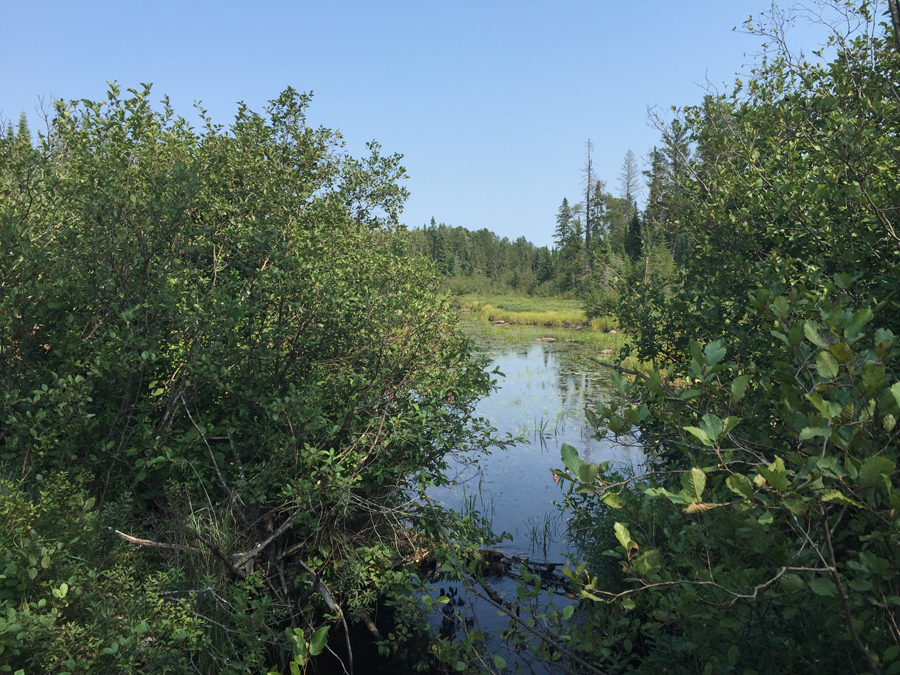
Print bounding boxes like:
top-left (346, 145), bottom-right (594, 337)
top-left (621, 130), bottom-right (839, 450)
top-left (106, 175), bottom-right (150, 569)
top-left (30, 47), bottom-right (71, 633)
top-left (2, 1), bottom-right (830, 247)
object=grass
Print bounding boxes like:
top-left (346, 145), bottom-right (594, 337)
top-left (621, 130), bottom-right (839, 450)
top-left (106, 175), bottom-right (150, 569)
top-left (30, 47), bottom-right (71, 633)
top-left (455, 293), bottom-right (619, 331)
top-left (457, 305), bottom-right (651, 376)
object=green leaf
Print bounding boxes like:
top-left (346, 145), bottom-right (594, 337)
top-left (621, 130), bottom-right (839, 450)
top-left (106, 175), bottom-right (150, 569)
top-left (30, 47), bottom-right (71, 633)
top-left (493, 655), bottom-right (508, 670)
top-left (809, 577), bottom-right (838, 597)
top-left (816, 351), bottom-right (840, 379)
top-left (829, 342), bottom-right (853, 361)
top-left (731, 374), bottom-right (751, 402)
top-left (704, 339), bottom-right (727, 365)
top-left (821, 489), bottom-right (863, 507)
top-left (727, 644), bottom-right (740, 667)
top-left (308, 625), bottom-right (329, 657)
top-left (799, 426), bottom-right (831, 441)
top-left (681, 468), bottom-right (706, 501)
top-left (726, 474), bottom-right (753, 500)
top-left (804, 321), bottom-right (830, 349)
top-left (861, 363), bottom-right (886, 390)
top-left (600, 491), bottom-right (623, 508)
top-left (560, 444), bottom-right (583, 474)
top-left (722, 416), bottom-right (741, 436)
top-left (758, 467), bottom-right (790, 492)
top-left (891, 382), bottom-right (900, 409)
top-left (805, 393), bottom-right (842, 420)
top-left (858, 456), bottom-right (895, 490)
top-left (579, 462), bottom-right (599, 484)
top-left (699, 414), bottom-right (724, 443)
top-left (561, 605), bottom-right (574, 620)
top-left (614, 523), bottom-right (638, 552)
top-left (684, 426), bottom-right (712, 446)
top-left (845, 307), bottom-right (872, 343)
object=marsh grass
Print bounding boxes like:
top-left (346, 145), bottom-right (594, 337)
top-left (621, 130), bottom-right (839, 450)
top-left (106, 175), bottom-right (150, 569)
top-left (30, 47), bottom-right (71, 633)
top-left (455, 293), bottom-right (621, 335)
top-left (459, 315), bottom-right (652, 376)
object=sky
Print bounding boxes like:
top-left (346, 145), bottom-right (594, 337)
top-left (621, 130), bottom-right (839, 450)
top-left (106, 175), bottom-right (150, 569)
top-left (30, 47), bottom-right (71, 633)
top-left (1, 1), bottom-right (833, 248)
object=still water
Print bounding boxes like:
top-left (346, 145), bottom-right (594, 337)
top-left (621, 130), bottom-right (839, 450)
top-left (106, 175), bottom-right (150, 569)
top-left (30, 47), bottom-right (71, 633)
top-left (421, 319), bottom-right (640, 671)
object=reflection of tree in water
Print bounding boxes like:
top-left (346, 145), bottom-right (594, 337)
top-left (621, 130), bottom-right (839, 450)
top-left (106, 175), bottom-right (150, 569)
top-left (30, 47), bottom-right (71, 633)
top-left (436, 585), bottom-right (472, 640)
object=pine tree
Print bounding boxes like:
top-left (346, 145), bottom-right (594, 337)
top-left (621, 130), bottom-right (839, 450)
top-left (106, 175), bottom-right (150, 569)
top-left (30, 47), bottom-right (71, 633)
top-left (554, 198), bottom-right (573, 249)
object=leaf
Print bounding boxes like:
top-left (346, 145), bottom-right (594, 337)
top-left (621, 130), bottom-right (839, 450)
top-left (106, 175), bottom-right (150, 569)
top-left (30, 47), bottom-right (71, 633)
top-left (600, 491), bottom-right (623, 508)
top-left (829, 342), bottom-right (853, 361)
top-left (493, 655), bottom-right (508, 670)
top-left (704, 339), bottom-right (727, 365)
top-left (845, 307), bottom-right (872, 343)
top-left (727, 644), bottom-right (740, 667)
top-left (858, 456), bottom-right (895, 490)
top-left (722, 416), bottom-right (741, 436)
top-left (804, 321), bottom-right (830, 349)
top-left (684, 426), bottom-right (712, 447)
top-left (726, 474), bottom-right (754, 500)
top-left (809, 577), bottom-right (838, 597)
top-left (821, 489), bottom-right (863, 507)
top-left (891, 382), bottom-right (900, 410)
top-left (805, 393), bottom-right (842, 420)
top-left (732, 374), bottom-right (751, 402)
top-left (579, 462), bottom-right (600, 484)
top-left (816, 351), bottom-right (840, 379)
top-left (561, 605), bottom-right (574, 620)
top-left (699, 414), bottom-right (724, 443)
top-left (684, 502), bottom-right (719, 514)
top-left (681, 468), bottom-right (707, 501)
top-left (861, 362), bottom-right (886, 390)
top-left (632, 549), bottom-right (661, 575)
top-left (308, 625), bottom-right (329, 657)
top-left (560, 444), bottom-right (583, 474)
top-left (614, 523), bottom-right (638, 552)
top-left (758, 467), bottom-right (790, 492)
top-left (799, 426), bottom-right (831, 441)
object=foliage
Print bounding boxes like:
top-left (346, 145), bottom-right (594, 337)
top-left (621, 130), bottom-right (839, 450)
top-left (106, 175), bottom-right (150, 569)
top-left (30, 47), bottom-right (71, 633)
top-left (545, 4), bottom-right (900, 674)
top-left (0, 84), bottom-right (498, 671)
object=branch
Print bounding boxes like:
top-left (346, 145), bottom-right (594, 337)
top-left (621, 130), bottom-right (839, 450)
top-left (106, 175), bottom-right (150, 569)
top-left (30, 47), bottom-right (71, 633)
top-left (192, 531), bottom-right (245, 581)
top-left (585, 355), bottom-right (649, 382)
top-left (823, 516), bottom-right (881, 674)
top-left (111, 529), bottom-right (194, 551)
top-left (294, 557), bottom-right (354, 675)
top-left (233, 512), bottom-right (297, 569)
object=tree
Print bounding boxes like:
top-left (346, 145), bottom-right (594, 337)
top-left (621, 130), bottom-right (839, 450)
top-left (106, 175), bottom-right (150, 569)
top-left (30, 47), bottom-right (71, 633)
top-left (0, 85), bottom-right (498, 673)
top-left (551, 4), bottom-right (900, 673)
top-left (554, 197), bottom-right (573, 249)
top-left (583, 139), bottom-right (595, 255)
top-left (617, 148), bottom-right (641, 222)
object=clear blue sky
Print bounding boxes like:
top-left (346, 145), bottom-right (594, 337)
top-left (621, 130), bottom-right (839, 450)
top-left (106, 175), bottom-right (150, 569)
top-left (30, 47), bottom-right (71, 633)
top-left (1, 1), bottom-right (829, 247)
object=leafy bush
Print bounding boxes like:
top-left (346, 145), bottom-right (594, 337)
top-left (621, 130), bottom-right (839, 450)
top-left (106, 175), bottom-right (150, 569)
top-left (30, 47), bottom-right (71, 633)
top-left (0, 85), bottom-right (497, 671)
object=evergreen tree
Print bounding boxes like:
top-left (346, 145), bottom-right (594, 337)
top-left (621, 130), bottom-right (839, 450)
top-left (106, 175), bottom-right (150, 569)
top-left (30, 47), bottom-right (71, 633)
top-left (553, 198), bottom-right (573, 249)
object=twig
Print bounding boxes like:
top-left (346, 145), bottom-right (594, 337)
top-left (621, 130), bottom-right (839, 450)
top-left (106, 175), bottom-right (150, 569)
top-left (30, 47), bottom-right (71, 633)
top-left (111, 528), bottom-right (194, 551)
top-left (294, 557), bottom-right (354, 675)
top-left (233, 512), bottom-right (297, 569)
top-left (585, 355), bottom-right (650, 382)
top-left (192, 531), bottom-right (245, 580)
top-left (823, 516), bottom-right (881, 674)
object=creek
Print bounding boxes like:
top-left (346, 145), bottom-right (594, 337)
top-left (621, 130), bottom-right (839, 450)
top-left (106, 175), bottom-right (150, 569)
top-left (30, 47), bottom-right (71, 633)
top-left (421, 318), bottom-right (641, 672)
top-left (335, 318), bottom-right (641, 674)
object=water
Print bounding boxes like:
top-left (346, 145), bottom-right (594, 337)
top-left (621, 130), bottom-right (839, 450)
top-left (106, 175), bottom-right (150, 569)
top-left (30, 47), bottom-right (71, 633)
top-left (421, 319), bottom-right (640, 672)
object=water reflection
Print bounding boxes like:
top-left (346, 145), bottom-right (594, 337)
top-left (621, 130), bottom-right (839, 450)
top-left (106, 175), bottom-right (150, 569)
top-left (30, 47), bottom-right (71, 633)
top-left (435, 319), bottom-right (638, 562)
top-left (421, 320), bottom-right (640, 672)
